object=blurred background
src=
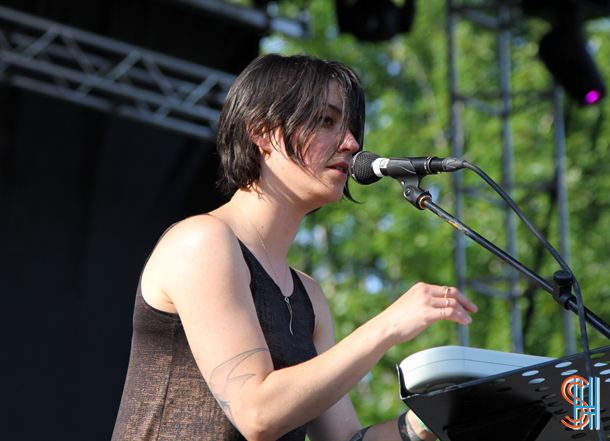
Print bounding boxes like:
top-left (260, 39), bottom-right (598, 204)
top-left (1, 0), bottom-right (610, 439)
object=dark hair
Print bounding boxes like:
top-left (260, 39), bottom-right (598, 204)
top-left (216, 53), bottom-right (365, 199)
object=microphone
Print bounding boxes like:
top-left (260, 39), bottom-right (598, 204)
top-left (349, 151), bottom-right (467, 185)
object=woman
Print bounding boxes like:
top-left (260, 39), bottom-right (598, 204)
top-left (112, 54), bottom-right (477, 441)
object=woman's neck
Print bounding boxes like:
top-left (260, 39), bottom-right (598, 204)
top-left (223, 188), bottom-right (305, 261)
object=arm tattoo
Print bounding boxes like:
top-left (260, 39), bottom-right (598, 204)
top-left (349, 426), bottom-right (371, 441)
top-left (208, 348), bottom-right (269, 425)
top-left (398, 412), bottom-right (426, 441)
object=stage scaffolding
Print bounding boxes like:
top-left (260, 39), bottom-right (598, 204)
top-left (0, 2), bottom-right (309, 141)
top-left (447, 0), bottom-right (576, 354)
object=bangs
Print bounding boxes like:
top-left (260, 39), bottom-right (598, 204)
top-left (289, 63), bottom-right (366, 163)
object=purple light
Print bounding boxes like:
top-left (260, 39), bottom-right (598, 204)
top-left (584, 90), bottom-right (601, 104)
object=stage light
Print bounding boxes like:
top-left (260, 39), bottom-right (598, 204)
top-left (522, 0), bottom-right (608, 105)
top-left (336, 0), bottom-right (416, 43)
top-left (585, 90), bottom-right (601, 104)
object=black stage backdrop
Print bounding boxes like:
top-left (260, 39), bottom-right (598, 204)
top-left (0, 85), bottom-right (227, 439)
top-left (0, 0), bottom-right (260, 439)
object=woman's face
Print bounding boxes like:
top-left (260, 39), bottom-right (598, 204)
top-left (262, 81), bottom-right (360, 210)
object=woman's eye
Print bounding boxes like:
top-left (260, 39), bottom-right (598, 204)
top-left (322, 116), bottom-right (334, 126)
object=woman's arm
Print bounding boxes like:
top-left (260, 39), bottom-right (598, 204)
top-left (143, 215), bottom-right (475, 441)
top-left (302, 271), bottom-right (437, 441)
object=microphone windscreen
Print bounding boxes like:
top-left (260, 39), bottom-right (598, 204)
top-left (349, 151), bottom-right (382, 185)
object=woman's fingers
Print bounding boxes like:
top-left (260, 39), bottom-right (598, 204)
top-left (435, 286), bottom-right (477, 325)
top-left (438, 300), bottom-right (472, 325)
top-left (387, 282), bottom-right (478, 344)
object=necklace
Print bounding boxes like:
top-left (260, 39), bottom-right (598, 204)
top-left (231, 202), bottom-right (294, 335)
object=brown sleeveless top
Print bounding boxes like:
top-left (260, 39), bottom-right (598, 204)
top-left (111, 240), bottom-right (318, 440)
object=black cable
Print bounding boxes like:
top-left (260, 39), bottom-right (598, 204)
top-left (462, 161), bottom-right (604, 438)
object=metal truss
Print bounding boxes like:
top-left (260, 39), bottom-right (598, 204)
top-left (0, 5), bottom-right (238, 141)
top-left (447, 0), bottom-right (576, 354)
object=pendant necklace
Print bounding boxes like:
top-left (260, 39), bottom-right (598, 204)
top-left (231, 202), bottom-right (293, 335)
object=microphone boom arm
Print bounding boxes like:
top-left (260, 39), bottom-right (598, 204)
top-left (396, 173), bottom-right (610, 340)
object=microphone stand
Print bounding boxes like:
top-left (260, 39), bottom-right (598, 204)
top-left (394, 171), bottom-right (609, 441)
top-left (397, 174), bottom-right (610, 340)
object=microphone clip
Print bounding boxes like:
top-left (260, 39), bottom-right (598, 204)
top-left (394, 173), bottom-right (432, 210)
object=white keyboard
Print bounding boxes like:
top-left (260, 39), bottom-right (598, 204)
top-left (399, 346), bottom-right (554, 394)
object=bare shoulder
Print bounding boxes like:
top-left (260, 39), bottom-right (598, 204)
top-left (142, 214), bottom-right (249, 313)
top-left (159, 214), bottom-right (237, 252)
top-left (149, 214), bottom-right (245, 278)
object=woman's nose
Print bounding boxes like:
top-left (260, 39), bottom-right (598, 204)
top-left (340, 130), bottom-right (360, 153)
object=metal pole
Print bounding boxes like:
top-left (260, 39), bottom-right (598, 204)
top-left (498, 1), bottom-right (523, 353)
top-left (448, 0), bottom-right (469, 347)
top-left (553, 85), bottom-right (577, 355)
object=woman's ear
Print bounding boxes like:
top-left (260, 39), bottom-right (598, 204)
top-left (250, 127), bottom-right (275, 155)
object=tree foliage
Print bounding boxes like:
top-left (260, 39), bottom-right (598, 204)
top-left (250, 0), bottom-right (610, 428)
